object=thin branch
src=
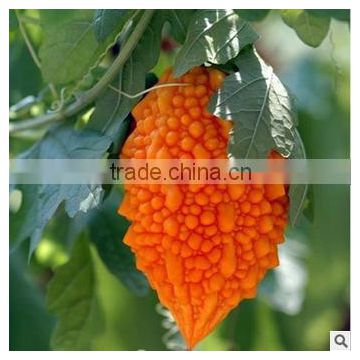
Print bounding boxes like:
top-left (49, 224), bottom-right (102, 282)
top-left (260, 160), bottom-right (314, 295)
top-left (15, 10), bottom-right (41, 68)
top-left (9, 10), bottom-right (155, 134)
top-left (15, 10), bottom-right (59, 99)
top-left (108, 82), bottom-right (191, 99)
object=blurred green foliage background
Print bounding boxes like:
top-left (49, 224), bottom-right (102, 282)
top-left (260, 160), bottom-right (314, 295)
top-left (9, 10), bottom-right (350, 350)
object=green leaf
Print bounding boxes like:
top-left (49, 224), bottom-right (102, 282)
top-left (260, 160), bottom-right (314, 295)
top-left (39, 9), bottom-right (92, 25)
top-left (9, 10), bottom-right (18, 32)
top-left (281, 10), bottom-right (330, 48)
top-left (10, 181), bottom-right (103, 258)
top-left (226, 301), bottom-right (256, 350)
top-left (10, 250), bottom-right (55, 350)
top-left (307, 9), bottom-right (350, 23)
top-left (174, 9), bottom-right (258, 77)
top-left (39, 10), bottom-right (126, 85)
top-left (88, 13), bottom-right (164, 135)
top-left (10, 33), bottom-right (43, 105)
top-left (10, 122), bottom-right (112, 256)
top-left (161, 9), bottom-right (196, 44)
top-left (89, 189), bottom-right (149, 296)
top-left (89, 57), bottom-right (144, 135)
top-left (288, 130), bottom-right (308, 226)
top-left (46, 236), bottom-right (103, 350)
top-left (93, 9), bottom-right (132, 42)
top-left (208, 47), bottom-right (297, 159)
top-left (235, 9), bottom-right (270, 22)
top-left (42, 206), bottom-right (89, 254)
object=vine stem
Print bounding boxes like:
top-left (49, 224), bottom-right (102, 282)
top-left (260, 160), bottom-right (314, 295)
top-left (9, 9), bottom-right (155, 134)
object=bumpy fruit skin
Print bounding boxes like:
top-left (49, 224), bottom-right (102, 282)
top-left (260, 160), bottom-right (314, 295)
top-left (118, 67), bottom-right (289, 349)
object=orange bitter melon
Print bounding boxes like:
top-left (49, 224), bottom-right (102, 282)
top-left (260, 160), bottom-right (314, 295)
top-left (118, 67), bottom-right (288, 349)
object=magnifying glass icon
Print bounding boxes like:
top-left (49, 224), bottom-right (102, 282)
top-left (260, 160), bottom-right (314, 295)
top-left (334, 334), bottom-right (348, 348)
